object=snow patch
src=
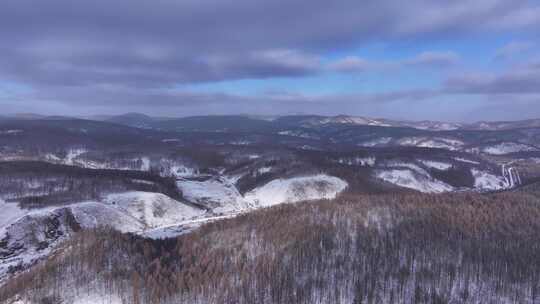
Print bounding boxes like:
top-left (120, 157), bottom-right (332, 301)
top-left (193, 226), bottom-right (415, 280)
top-left (336, 157), bottom-right (376, 167)
top-left (0, 199), bottom-right (27, 234)
top-left (70, 202), bottom-right (144, 233)
top-left (397, 137), bottom-right (463, 150)
top-left (419, 160), bottom-right (452, 170)
top-left (102, 192), bottom-right (204, 229)
top-left (471, 169), bottom-right (507, 191)
top-left (358, 137), bottom-right (392, 147)
top-left (482, 142), bottom-right (538, 155)
top-left (454, 157), bottom-right (480, 165)
top-left (244, 174), bottom-right (348, 207)
top-left (140, 157), bottom-right (150, 171)
top-left (177, 177), bottom-right (250, 213)
top-left (278, 130), bottom-right (318, 139)
top-left (65, 148), bottom-right (87, 165)
top-left (257, 166), bottom-right (272, 174)
top-left (385, 161), bottom-right (429, 175)
top-left (0, 130), bottom-right (23, 135)
top-left (375, 169), bottom-right (453, 193)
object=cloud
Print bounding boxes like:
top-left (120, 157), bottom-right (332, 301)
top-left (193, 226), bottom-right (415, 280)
top-left (0, 0), bottom-right (539, 120)
top-left (0, 0), bottom-right (538, 87)
top-left (327, 57), bottom-right (373, 73)
top-left (0, 42), bottom-right (322, 87)
top-left (328, 51), bottom-right (460, 73)
top-left (445, 62), bottom-right (540, 94)
top-left (494, 41), bottom-right (535, 60)
top-left (404, 51), bottom-right (460, 67)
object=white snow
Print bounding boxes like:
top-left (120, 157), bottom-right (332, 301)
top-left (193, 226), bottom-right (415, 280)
top-left (230, 140), bottom-right (252, 146)
top-left (419, 160), bottom-right (452, 170)
top-left (45, 153), bottom-right (62, 162)
top-left (72, 293), bottom-right (123, 304)
top-left (482, 142), bottom-right (538, 155)
top-left (130, 179), bottom-right (155, 185)
top-left (397, 137), bottom-right (463, 150)
top-left (142, 213), bottom-right (241, 239)
top-left (157, 158), bottom-right (199, 177)
top-left (244, 174), bottom-right (347, 207)
top-left (403, 121), bottom-right (462, 131)
top-left (0, 129), bottom-right (23, 135)
top-left (299, 145), bottom-right (320, 150)
top-left (278, 130), bottom-right (318, 139)
top-left (0, 199), bottom-right (27, 234)
top-left (257, 166), bottom-right (272, 174)
top-left (224, 173), bottom-right (247, 184)
top-left (177, 177), bottom-right (250, 212)
top-left (337, 157), bottom-right (376, 167)
top-left (385, 161), bottom-right (429, 175)
top-left (317, 116), bottom-right (392, 127)
top-left (358, 137), bottom-right (392, 147)
top-left (437, 138), bottom-right (465, 146)
top-left (397, 137), bottom-right (425, 146)
top-left (0, 192), bottom-right (208, 281)
top-left (172, 165), bottom-right (199, 177)
top-left (501, 164), bottom-right (522, 188)
top-left (70, 202), bottom-right (144, 233)
top-left (471, 169), bottom-right (507, 191)
top-left (65, 148), bottom-right (87, 165)
top-left (416, 140), bottom-right (459, 150)
top-left (102, 192), bottom-right (204, 229)
top-left (140, 157), bottom-right (151, 171)
top-left (0, 207), bottom-right (76, 281)
top-left (454, 157), bottom-right (480, 165)
top-left (375, 169), bottom-right (453, 193)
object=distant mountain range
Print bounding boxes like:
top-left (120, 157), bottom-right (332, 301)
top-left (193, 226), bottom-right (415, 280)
top-left (100, 113), bottom-right (540, 132)
top-left (3, 112), bottom-right (540, 132)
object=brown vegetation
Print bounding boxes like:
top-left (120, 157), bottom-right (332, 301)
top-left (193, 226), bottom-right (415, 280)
top-left (3, 189), bottom-right (540, 303)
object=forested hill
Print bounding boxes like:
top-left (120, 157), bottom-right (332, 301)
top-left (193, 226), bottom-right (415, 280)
top-left (3, 185), bottom-right (540, 304)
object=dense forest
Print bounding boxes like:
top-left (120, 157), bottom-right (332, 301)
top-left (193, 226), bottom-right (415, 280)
top-left (3, 183), bottom-right (540, 304)
top-left (0, 161), bottom-right (182, 208)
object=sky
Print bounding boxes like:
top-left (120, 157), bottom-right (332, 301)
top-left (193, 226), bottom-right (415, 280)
top-left (1, 0), bottom-right (540, 122)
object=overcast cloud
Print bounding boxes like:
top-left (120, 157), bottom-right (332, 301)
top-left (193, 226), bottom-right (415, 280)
top-left (1, 0), bottom-right (540, 121)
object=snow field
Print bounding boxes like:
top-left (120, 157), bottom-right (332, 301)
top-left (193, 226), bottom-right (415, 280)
top-left (375, 169), bottom-right (453, 193)
top-left (244, 174), bottom-right (348, 207)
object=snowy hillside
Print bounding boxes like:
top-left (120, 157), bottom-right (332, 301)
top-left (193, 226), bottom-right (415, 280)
top-left (177, 177), bottom-right (251, 213)
top-left (0, 192), bottom-right (207, 281)
top-left (397, 137), bottom-right (464, 150)
top-left (375, 169), bottom-right (454, 193)
top-left (102, 192), bottom-right (205, 228)
top-left (244, 174), bottom-right (348, 207)
top-left (481, 142), bottom-right (539, 155)
top-left (0, 207), bottom-right (78, 281)
top-left (68, 202), bottom-right (143, 233)
top-left (471, 169), bottom-right (508, 191)
top-left (419, 160), bottom-right (452, 170)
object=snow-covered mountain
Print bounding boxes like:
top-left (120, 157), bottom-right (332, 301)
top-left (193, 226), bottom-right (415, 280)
top-left (0, 169), bottom-right (352, 281)
top-left (244, 174), bottom-right (348, 207)
top-left (0, 191), bottom-right (209, 281)
top-left (96, 113), bottom-right (540, 132)
top-left (2, 113), bottom-right (540, 290)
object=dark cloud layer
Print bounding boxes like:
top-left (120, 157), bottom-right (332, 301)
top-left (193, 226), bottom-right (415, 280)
top-left (2, 0), bottom-right (539, 87)
top-left (1, 0), bottom-right (540, 119)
